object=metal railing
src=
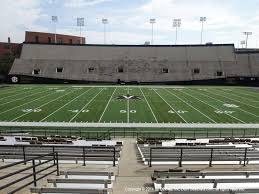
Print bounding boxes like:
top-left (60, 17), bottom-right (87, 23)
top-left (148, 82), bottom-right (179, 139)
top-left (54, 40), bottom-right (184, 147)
top-left (0, 152), bottom-right (59, 194)
top-left (148, 147), bottom-right (250, 167)
top-left (0, 144), bottom-right (117, 167)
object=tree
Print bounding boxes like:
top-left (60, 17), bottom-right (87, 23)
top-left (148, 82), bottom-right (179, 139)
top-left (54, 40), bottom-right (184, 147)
top-left (0, 52), bottom-right (15, 75)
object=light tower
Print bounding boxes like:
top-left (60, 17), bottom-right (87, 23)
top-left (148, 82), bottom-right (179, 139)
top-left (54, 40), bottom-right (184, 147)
top-left (150, 18), bottom-right (156, 45)
top-left (51, 16), bottom-right (58, 44)
top-left (77, 17), bottom-right (85, 44)
top-left (243, 32), bottom-right (252, 48)
top-left (240, 40), bottom-right (246, 48)
top-left (173, 18), bottom-right (181, 45)
top-left (102, 18), bottom-right (108, 44)
top-left (200, 17), bottom-right (207, 44)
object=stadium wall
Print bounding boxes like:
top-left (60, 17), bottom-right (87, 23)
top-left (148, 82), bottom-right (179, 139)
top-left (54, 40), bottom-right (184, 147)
top-left (8, 43), bottom-right (259, 85)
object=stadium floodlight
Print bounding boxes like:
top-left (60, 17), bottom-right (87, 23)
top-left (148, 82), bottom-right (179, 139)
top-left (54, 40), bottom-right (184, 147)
top-left (173, 18), bottom-right (181, 45)
top-left (102, 18), bottom-right (108, 44)
top-left (51, 16), bottom-right (58, 44)
top-left (200, 17), bottom-right (207, 44)
top-left (243, 32), bottom-right (252, 48)
top-left (150, 18), bottom-right (156, 45)
top-left (77, 17), bottom-right (85, 44)
top-left (240, 40), bottom-right (246, 48)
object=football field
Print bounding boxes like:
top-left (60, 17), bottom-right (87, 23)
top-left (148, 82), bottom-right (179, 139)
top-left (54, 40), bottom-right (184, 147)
top-left (0, 85), bottom-right (259, 124)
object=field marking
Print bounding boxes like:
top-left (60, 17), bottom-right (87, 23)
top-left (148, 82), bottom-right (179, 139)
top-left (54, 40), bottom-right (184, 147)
top-left (69, 88), bottom-right (104, 122)
top-left (224, 89), bottom-right (259, 102)
top-left (40, 88), bottom-right (93, 121)
top-left (0, 87), bottom-right (40, 101)
top-left (211, 89), bottom-right (259, 110)
top-left (0, 88), bottom-right (45, 106)
top-left (0, 87), bottom-right (28, 98)
top-left (0, 91), bottom-right (57, 116)
top-left (165, 88), bottom-right (216, 123)
top-left (234, 88), bottom-right (259, 99)
top-left (127, 87), bottom-right (130, 123)
top-left (199, 90), bottom-right (259, 118)
top-left (98, 87), bottom-right (117, 122)
top-left (153, 89), bottom-right (187, 123)
top-left (10, 90), bottom-right (75, 121)
top-left (181, 89), bottom-right (246, 123)
top-left (139, 87), bottom-right (158, 123)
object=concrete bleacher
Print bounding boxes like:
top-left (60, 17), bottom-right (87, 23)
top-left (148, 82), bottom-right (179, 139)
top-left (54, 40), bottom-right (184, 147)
top-left (11, 43), bottom-right (259, 83)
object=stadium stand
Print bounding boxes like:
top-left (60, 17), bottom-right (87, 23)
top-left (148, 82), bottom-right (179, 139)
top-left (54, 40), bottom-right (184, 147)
top-left (8, 43), bottom-right (259, 84)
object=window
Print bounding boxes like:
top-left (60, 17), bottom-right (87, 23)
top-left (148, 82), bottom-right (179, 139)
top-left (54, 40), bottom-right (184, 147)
top-left (162, 68), bottom-right (169, 73)
top-left (57, 38), bottom-right (63, 44)
top-left (48, 37), bottom-right (51, 43)
top-left (32, 69), bottom-right (40, 75)
top-left (56, 67), bottom-right (63, 73)
top-left (35, 36), bottom-right (39, 43)
top-left (216, 71), bottom-right (223, 76)
top-left (69, 39), bottom-right (73, 44)
top-left (118, 67), bottom-right (124, 73)
top-left (193, 68), bottom-right (200, 74)
top-left (88, 67), bottom-right (95, 73)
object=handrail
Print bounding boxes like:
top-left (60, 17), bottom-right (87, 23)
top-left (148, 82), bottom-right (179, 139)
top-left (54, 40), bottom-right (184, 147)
top-left (0, 152), bottom-right (59, 194)
top-left (0, 144), bottom-right (117, 167)
top-left (148, 146), bottom-right (249, 167)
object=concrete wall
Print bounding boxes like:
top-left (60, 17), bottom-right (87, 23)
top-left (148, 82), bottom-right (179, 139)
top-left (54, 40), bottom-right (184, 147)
top-left (9, 43), bottom-right (259, 83)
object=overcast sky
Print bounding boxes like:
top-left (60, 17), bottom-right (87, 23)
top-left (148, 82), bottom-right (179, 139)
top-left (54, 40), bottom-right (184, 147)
top-left (1, 0), bottom-right (259, 47)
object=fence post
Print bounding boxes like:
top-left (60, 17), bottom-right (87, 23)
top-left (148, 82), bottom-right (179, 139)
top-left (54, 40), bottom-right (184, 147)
top-left (149, 148), bottom-right (152, 167)
top-left (243, 148), bottom-right (248, 167)
top-left (56, 152), bottom-right (60, 176)
top-left (83, 147), bottom-right (86, 166)
top-left (179, 148), bottom-right (183, 167)
top-left (32, 159), bottom-right (37, 187)
top-left (113, 147), bottom-right (116, 167)
top-left (22, 146), bottom-right (26, 165)
top-left (209, 148), bottom-right (213, 167)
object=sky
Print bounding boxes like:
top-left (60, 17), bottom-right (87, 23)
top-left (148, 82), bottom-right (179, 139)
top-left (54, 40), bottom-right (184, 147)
top-left (1, 0), bottom-right (259, 48)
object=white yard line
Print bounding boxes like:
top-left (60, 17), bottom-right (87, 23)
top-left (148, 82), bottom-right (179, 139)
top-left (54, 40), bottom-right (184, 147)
top-left (98, 87), bottom-right (117, 123)
top-left (153, 89), bottom-right (187, 123)
top-left (165, 88), bottom-right (216, 123)
top-left (11, 90), bottom-right (75, 121)
top-left (69, 88), bottom-right (104, 122)
top-left (40, 88), bottom-right (93, 122)
top-left (0, 87), bottom-right (39, 101)
top-left (214, 89), bottom-right (259, 109)
top-left (183, 89), bottom-right (245, 123)
top-left (234, 89), bottom-right (259, 99)
top-left (139, 87), bottom-right (158, 123)
top-left (0, 88), bottom-right (45, 106)
top-left (0, 92), bottom-right (56, 116)
top-left (0, 88), bottom-right (27, 98)
top-left (127, 87), bottom-right (130, 123)
top-left (200, 90), bottom-right (259, 118)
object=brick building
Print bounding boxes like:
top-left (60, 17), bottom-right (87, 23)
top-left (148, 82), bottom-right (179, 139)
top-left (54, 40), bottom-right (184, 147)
top-left (25, 31), bottom-right (86, 44)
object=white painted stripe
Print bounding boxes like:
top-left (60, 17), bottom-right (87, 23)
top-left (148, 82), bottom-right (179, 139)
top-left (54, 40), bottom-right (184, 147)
top-left (183, 89), bottom-right (245, 123)
top-left (139, 87), bottom-right (158, 123)
top-left (153, 89), bottom-right (187, 123)
top-left (11, 90), bottom-right (75, 121)
top-left (69, 88), bottom-right (104, 122)
top-left (127, 87), bottom-right (130, 123)
top-left (40, 88), bottom-right (93, 122)
top-left (165, 88), bottom-right (216, 123)
top-left (98, 87), bottom-right (117, 123)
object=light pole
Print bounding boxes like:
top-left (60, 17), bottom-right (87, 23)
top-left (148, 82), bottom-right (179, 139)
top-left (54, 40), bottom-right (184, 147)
top-left (77, 17), bottom-right (85, 44)
top-left (200, 17), bottom-right (207, 44)
top-left (173, 18), bottom-right (181, 45)
top-left (51, 16), bottom-right (58, 44)
top-left (243, 32), bottom-right (252, 48)
top-left (102, 18), bottom-right (108, 44)
top-left (240, 40), bottom-right (246, 48)
top-left (150, 18), bottom-right (156, 45)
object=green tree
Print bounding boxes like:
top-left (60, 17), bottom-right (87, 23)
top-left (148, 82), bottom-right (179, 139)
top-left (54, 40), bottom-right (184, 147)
top-left (0, 52), bottom-right (15, 75)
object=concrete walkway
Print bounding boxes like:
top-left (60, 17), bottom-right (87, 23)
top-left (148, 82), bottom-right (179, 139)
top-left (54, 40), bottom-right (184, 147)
top-left (113, 139), bottom-right (151, 194)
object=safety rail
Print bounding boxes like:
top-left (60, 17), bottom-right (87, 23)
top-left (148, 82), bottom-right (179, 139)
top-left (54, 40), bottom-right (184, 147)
top-left (0, 152), bottom-right (59, 194)
top-left (148, 147), bottom-right (250, 167)
top-left (0, 144), bottom-right (117, 167)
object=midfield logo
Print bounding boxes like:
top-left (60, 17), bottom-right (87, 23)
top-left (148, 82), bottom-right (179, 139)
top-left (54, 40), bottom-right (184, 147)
top-left (116, 94), bottom-right (141, 100)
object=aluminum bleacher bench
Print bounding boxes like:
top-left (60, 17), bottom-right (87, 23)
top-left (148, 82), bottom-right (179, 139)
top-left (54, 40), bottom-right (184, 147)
top-left (30, 187), bottom-right (110, 194)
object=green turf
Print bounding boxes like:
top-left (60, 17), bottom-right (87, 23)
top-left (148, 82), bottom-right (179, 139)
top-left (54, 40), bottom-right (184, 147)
top-left (0, 85), bottom-right (259, 124)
